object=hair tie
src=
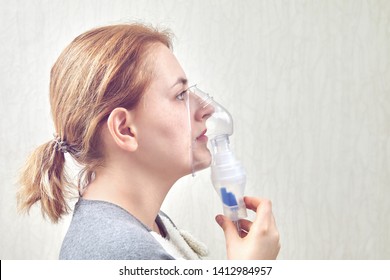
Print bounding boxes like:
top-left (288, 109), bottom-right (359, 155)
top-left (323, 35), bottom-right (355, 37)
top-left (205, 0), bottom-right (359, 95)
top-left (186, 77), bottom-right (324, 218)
top-left (53, 134), bottom-right (76, 154)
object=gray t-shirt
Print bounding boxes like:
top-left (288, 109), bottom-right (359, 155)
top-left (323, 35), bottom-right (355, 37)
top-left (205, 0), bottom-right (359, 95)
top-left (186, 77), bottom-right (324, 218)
top-left (59, 198), bottom-right (175, 260)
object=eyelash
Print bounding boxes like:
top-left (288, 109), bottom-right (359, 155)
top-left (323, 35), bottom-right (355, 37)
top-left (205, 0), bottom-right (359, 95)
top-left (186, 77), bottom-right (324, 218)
top-left (175, 84), bottom-right (195, 101)
top-left (176, 89), bottom-right (188, 101)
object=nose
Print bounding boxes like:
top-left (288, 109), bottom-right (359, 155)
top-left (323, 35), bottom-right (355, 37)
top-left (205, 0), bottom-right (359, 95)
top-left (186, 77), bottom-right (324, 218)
top-left (195, 100), bottom-right (215, 121)
top-left (188, 87), bottom-right (216, 121)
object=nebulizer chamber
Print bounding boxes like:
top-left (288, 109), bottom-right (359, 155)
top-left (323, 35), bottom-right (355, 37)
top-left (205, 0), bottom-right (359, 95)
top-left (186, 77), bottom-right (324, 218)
top-left (189, 87), bottom-right (247, 222)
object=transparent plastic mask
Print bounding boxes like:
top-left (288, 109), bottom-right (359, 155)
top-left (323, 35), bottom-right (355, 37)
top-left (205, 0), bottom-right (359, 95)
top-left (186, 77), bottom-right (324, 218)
top-left (186, 86), bottom-right (247, 222)
top-left (185, 86), bottom-right (233, 173)
top-left (191, 88), bottom-right (233, 140)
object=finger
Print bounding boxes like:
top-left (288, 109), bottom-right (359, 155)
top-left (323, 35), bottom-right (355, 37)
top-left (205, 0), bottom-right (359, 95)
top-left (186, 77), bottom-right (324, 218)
top-left (215, 215), bottom-right (240, 241)
top-left (244, 198), bottom-right (275, 232)
top-left (244, 196), bottom-right (268, 213)
top-left (255, 199), bottom-right (273, 224)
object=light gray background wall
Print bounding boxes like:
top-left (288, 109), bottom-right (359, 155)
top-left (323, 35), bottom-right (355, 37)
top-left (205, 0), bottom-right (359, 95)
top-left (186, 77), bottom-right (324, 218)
top-left (0, 0), bottom-right (389, 259)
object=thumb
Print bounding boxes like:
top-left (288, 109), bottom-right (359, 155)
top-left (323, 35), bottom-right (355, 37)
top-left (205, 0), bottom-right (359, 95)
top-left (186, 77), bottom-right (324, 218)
top-left (215, 215), bottom-right (239, 241)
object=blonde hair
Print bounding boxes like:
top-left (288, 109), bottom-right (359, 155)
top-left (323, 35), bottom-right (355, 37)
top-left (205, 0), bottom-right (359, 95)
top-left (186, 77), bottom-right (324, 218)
top-left (17, 23), bottom-right (172, 223)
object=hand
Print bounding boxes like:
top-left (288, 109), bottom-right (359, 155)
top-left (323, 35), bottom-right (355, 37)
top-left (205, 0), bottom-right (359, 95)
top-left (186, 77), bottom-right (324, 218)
top-left (215, 196), bottom-right (280, 260)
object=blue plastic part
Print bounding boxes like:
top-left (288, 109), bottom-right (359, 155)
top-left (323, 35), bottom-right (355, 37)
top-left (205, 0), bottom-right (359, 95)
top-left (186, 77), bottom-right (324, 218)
top-left (220, 187), bottom-right (238, 207)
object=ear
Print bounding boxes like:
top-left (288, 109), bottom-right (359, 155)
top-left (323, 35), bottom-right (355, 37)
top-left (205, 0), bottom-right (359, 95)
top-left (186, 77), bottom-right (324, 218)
top-left (106, 108), bottom-right (138, 152)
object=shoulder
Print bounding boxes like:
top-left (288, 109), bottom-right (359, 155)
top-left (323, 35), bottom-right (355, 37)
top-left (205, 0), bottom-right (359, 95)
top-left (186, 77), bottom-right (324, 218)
top-left (60, 199), bottom-right (174, 260)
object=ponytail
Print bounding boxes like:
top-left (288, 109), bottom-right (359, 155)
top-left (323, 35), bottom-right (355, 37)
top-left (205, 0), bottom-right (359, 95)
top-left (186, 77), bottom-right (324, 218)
top-left (17, 139), bottom-right (74, 223)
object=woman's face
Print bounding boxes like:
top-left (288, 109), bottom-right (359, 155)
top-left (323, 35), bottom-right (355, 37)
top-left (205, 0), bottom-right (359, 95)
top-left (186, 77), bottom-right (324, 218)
top-left (131, 44), bottom-right (212, 179)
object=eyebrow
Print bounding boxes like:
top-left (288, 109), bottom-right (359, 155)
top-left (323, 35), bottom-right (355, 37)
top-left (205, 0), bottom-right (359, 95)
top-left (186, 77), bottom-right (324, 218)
top-left (170, 77), bottom-right (188, 88)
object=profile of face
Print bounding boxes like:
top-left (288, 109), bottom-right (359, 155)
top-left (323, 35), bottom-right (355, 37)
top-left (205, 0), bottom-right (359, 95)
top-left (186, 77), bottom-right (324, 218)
top-left (131, 44), bottom-right (213, 179)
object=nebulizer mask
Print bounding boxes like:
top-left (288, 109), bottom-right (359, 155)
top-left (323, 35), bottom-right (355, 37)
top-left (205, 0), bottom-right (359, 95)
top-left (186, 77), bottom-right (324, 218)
top-left (186, 86), bottom-right (247, 228)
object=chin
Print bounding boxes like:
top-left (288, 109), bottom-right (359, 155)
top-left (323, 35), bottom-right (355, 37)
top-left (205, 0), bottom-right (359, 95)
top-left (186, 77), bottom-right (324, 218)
top-left (191, 151), bottom-right (212, 172)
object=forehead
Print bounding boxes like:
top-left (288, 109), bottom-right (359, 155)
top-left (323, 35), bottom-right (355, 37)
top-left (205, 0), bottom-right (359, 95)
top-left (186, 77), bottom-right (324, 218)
top-left (149, 44), bottom-right (187, 88)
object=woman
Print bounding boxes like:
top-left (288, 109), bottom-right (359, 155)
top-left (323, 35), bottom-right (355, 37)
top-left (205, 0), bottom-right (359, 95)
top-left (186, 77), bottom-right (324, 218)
top-left (17, 23), bottom-right (280, 259)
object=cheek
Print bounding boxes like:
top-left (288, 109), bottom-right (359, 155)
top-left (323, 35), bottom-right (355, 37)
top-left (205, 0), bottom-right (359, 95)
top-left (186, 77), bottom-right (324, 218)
top-left (159, 106), bottom-right (190, 138)
top-left (143, 109), bottom-right (191, 149)
top-left (164, 116), bottom-right (190, 146)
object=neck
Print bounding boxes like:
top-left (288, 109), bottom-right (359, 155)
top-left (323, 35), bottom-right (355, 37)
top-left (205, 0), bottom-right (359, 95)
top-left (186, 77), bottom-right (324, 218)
top-left (82, 160), bottom-right (177, 230)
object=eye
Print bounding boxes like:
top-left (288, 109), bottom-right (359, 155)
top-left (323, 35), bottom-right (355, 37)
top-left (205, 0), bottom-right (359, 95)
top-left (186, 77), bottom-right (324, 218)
top-left (176, 89), bottom-right (187, 101)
